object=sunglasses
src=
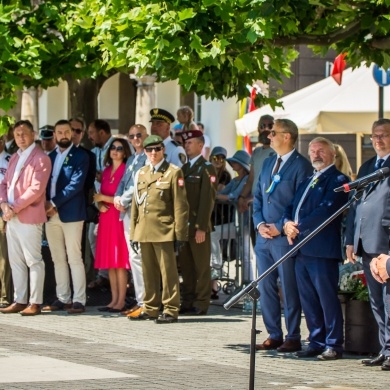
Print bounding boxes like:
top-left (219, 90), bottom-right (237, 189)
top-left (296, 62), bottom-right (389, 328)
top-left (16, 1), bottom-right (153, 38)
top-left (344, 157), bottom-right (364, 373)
top-left (145, 146), bottom-right (164, 153)
top-left (110, 145), bottom-right (124, 152)
top-left (71, 128), bottom-right (83, 135)
top-left (128, 133), bottom-right (143, 140)
top-left (260, 123), bottom-right (274, 130)
top-left (211, 155), bottom-right (225, 162)
top-left (270, 130), bottom-right (288, 137)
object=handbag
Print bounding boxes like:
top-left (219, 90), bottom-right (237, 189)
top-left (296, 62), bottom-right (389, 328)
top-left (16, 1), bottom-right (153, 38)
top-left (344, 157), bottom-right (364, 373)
top-left (86, 203), bottom-right (100, 224)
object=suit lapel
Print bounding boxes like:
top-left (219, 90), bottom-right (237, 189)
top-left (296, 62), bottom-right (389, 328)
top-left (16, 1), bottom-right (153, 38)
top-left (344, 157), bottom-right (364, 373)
top-left (364, 157), bottom-right (390, 198)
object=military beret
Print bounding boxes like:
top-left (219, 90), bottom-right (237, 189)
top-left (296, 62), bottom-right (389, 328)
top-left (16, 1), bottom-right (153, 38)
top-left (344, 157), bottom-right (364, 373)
top-left (39, 125), bottom-right (55, 140)
top-left (149, 108), bottom-right (175, 124)
top-left (143, 135), bottom-right (164, 148)
top-left (181, 130), bottom-right (204, 141)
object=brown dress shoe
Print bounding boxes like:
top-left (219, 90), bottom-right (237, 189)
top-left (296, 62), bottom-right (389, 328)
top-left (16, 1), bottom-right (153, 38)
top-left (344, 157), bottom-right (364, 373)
top-left (255, 338), bottom-right (284, 351)
top-left (0, 302), bottom-right (27, 314)
top-left (42, 299), bottom-right (72, 312)
top-left (276, 339), bottom-right (302, 353)
top-left (20, 304), bottom-right (41, 316)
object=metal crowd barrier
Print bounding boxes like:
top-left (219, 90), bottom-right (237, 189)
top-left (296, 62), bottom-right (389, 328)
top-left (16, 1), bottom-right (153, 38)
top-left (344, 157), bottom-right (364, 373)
top-left (211, 199), bottom-right (253, 299)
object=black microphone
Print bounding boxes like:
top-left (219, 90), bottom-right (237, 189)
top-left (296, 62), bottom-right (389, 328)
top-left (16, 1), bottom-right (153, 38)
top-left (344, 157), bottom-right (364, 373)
top-left (334, 167), bottom-right (390, 193)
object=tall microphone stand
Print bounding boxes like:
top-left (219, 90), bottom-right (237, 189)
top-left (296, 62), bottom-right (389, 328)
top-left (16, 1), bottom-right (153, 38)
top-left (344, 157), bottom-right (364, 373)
top-left (224, 188), bottom-right (365, 390)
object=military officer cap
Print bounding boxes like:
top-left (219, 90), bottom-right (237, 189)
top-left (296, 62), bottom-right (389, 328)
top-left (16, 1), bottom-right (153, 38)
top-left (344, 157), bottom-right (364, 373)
top-left (181, 130), bottom-right (204, 141)
top-left (39, 125), bottom-right (55, 140)
top-left (143, 135), bottom-right (164, 148)
top-left (149, 108), bottom-right (175, 124)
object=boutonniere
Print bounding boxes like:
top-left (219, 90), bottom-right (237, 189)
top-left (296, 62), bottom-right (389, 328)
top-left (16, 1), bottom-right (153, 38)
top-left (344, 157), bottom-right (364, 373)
top-left (310, 177), bottom-right (319, 188)
top-left (64, 154), bottom-right (71, 166)
top-left (266, 173), bottom-right (282, 194)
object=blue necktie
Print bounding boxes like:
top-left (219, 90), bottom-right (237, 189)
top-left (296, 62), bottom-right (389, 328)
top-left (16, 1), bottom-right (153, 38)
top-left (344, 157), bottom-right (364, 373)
top-left (375, 158), bottom-right (384, 170)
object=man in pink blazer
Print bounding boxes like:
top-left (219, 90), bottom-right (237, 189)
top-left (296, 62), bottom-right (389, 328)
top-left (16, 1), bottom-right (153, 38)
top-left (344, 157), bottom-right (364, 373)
top-left (0, 120), bottom-right (51, 316)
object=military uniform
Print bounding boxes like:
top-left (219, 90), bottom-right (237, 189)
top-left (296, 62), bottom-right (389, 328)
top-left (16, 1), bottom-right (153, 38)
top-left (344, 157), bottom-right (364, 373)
top-left (163, 136), bottom-right (187, 167)
top-left (130, 160), bottom-right (189, 318)
top-left (178, 156), bottom-right (217, 313)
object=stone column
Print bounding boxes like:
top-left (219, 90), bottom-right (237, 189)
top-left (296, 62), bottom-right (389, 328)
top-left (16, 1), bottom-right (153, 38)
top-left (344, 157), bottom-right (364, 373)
top-left (133, 75), bottom-right (156, 127)
top-left (21, 87), bottom-right (39, 131)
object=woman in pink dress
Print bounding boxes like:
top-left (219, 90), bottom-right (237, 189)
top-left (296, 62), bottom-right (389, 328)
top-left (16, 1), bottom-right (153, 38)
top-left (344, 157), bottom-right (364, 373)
top-left (94, 138), bottom-right (131, 312)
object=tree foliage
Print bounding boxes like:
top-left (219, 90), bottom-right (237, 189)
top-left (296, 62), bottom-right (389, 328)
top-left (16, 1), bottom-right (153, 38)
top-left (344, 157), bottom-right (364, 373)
top-left (1, 0), bottom-right (390, 131)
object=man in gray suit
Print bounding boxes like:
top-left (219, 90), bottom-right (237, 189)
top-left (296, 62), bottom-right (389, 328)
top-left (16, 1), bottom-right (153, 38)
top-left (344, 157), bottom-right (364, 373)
top-left (114, 124), bottom-right (148, 317)
top-left (253, 119), bottom-right (312, 352)
top-left (346, 118), bottom-right (390, 371)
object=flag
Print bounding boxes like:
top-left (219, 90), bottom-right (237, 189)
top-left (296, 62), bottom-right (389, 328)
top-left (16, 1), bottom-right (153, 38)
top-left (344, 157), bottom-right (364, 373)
top-left (243, 87), bottom-right (258, 154)
top-left (331, 53), bottom-right (347, 85)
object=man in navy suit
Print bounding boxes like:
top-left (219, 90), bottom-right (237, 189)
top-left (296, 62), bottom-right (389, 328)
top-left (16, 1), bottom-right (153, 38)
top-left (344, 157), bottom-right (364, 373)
top-left (253, 119), bottom-right (312, 352)
top-left (346, 118), bottom-right (390, 370)
top-left (43, 119), bottom-right (89, 314)
top-left (284, 137), bottom-right (348, 360)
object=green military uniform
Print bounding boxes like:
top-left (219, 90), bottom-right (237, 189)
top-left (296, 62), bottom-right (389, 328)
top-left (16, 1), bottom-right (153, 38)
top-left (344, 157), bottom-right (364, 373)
top-left (130, 160), bottom-right (189, 318)
top-left (178, 156), bottom-right (217, 313)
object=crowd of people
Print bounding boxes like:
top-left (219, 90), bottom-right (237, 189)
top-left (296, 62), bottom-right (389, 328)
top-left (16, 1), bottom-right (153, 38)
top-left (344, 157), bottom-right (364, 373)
top-left (0, 107), bottom-right (389, 369)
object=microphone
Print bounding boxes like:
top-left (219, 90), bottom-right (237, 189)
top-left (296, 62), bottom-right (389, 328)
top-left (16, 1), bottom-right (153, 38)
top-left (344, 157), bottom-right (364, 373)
top-left (334, 167), bottom-right (390, 193)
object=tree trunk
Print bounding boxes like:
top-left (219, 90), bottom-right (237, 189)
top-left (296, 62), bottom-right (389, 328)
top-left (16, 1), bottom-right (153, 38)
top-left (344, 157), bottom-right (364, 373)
top-left (64, 75), bottom-right (109, 127)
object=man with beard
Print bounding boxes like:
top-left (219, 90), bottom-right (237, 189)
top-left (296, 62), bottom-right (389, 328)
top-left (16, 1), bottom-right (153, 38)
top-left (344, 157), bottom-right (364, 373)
top-left (283, 137), bottom-right (348, 360)
top-left (43, 120), bottom-right (89, 314)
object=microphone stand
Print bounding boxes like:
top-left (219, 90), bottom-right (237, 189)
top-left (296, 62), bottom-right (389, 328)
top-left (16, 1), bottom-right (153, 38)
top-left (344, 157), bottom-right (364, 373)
top-left (224, 188), bottom-right (365, 390)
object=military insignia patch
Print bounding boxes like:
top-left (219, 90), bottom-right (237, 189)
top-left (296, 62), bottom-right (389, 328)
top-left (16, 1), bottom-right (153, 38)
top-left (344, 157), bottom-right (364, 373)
top-left (178, 178), bottom-right (184, 187)
top-left (210, 175), bottom-right (216, 183)
top-left (179, 153), bottom-right (186, 164)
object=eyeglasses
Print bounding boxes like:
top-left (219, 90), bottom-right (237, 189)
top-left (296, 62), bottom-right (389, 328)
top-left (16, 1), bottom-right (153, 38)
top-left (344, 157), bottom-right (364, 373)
top-left (211, 155), bottom-right (225, 162)
top-left (128, 133), bottom-right (143, 140)
top-left (370, 134), bottom-right (390, 141)
top-left (71, 128), bottom-right (83, 135)
top-left (260, 123), bottom-right (274, 130)
top-left (110, 145), bottom-right (124, 152)
top-left (270, 130), bottom-right (288, 137)
top-left (145, 146), bottom-right (164, 153)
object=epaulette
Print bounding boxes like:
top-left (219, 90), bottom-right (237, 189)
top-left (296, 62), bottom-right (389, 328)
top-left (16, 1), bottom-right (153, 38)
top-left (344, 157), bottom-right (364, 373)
top-left (170, 140), bottom-right (180, 147)
top-left (171, 163), bottom-right (180, 170)
top-left (205, 161), bottom-right (211, 165)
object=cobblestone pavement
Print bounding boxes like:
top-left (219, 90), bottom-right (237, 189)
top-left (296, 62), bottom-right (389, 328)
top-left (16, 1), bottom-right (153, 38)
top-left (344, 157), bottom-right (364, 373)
top-left (0, 302), bottom-right (388, 390)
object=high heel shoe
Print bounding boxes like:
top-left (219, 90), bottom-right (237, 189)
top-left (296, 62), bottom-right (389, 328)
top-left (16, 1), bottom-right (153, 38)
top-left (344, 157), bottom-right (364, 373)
top-left (108, 306), bottom-right (126, 313)
top-left (98, 306), bottom-right (112, 312)
top-left (210, 289), bottom-right (219, 300)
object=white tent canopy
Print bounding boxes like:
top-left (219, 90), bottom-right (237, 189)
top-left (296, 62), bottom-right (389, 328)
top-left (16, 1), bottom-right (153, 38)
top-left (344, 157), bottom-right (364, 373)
top-left (235, 64), bottom-right (390, 136)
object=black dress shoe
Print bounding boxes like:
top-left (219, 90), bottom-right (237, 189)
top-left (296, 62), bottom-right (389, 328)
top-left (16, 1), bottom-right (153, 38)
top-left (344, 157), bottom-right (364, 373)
top-left (155, 313), bottom-right (178, 324)
top-left (108, 307), bottom-right (126, 313)
top-left (129, 311), bottom-right (157, 321)
top-left (295, 347), bottom-right (323, 358)
top-left (0, 303), bottom-right (10, 309)
top-left (381, 356), bottom-right (390, 371)
top-left (362, 354), bottom-right (385, 366)
top-left (317, 347), bottom-right (342, 360)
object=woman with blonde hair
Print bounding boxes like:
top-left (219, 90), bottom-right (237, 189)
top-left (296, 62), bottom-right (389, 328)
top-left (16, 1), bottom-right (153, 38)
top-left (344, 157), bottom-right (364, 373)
top-left (334, 143), bottom-right (353, 179)
top-left (177, 106), bottom-right (199, 131)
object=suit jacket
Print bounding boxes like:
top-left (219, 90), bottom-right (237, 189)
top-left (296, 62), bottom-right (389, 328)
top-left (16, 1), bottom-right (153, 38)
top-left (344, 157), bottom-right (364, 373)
top-left (46, 145), bottom-right (89, 223)
top-left (130, 160), bottom-right (189, 242)
top-left (181, 156), bottom-right (217, 236)
top-left (0, 145), bottom-right (51, 224)
top-left (283, 165), bottom-right (349, 258)
top-left (253, 150), bottom-right (312, 246)
top-left (79, 145), bottom-right (97, 205)
top-left (115, 152), bottom-right (148, 220)
top-left (345, 156), bottom-right (390, 255)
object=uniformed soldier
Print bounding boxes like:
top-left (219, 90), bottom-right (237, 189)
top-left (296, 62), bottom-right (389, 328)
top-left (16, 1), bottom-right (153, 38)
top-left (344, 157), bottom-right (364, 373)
top-left (129, 135), bottom-right (189, 324)
top-left (149, 108), bottom-right (187, 167)
top-left (178, 130), bottom-right (217, 315)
